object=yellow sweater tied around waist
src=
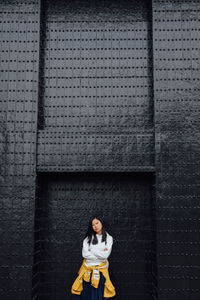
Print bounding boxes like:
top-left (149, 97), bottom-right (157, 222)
top-left (71, 258), bottom-right (116, 298)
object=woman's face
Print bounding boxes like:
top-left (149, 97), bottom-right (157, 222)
top-left (92, 218), bottom-right (102, 234)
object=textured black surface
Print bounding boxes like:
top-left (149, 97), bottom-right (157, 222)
top-left (35, 172), bottom-right (156, 300)
top-left (0, 0), bottom-right (40, 299)
top-left (153, 1), bottom-right (200, 300)
top-left (37, 0), bottom-right (154, 172)
top-left (0, 0), bottom-right (200, 300)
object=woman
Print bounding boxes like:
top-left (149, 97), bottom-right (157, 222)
top-left (71, 216), bottom-right (116, 300)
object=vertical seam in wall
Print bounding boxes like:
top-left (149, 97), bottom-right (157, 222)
top-left (151, 1), bottom-right (159, 299)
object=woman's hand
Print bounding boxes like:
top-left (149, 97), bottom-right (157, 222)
top-left (104, 248), bottom-right (108, 251)
top-left (88, 249), bottom-right (91, 251)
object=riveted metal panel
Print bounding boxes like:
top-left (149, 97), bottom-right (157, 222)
top-left (2, 1), bottom-right (199, 300)
top-left (0, 1), bottom-right (40, 300)
top-left (35, 172), bottom-right (156, 300)
top-left (37, 0), bottom-right (154, 172)
top-left (152, 1), bottom-right (200, 300)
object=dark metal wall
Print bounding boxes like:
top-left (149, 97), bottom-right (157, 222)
top-left (153, 1), bottom-right (200, 300)
top-left (34, 173), bottom-right (156, 300)
top-left (0, 0), bottom-right (40, 299)
top-left (37, 0), bottom-right (154, 172)
top-left (34, 1), bottom-right (156, 299)
top-left (0, 0), bottom-right (199, 300)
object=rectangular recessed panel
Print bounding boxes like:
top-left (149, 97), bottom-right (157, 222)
top-left (35, 173), bottom-right (157, 300)
top-left (37, 0), bottom-right (154, 171)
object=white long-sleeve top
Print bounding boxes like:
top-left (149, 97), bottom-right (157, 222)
top-left (82, 232), bottom-right (113, 266)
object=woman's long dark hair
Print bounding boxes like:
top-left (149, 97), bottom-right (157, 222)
top-left (84, 216), bottom-right (107, 246)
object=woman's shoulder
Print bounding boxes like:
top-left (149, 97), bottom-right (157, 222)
top-left (106, 231), bottom-right (113, 242)
top-left (83, 236), bottom-right (89, 243)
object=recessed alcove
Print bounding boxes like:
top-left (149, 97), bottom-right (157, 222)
top-left (32, 172), bottom-right (157, 300)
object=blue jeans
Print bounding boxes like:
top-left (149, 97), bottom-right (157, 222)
top-left (74, 271), bottom-right (106, 300)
